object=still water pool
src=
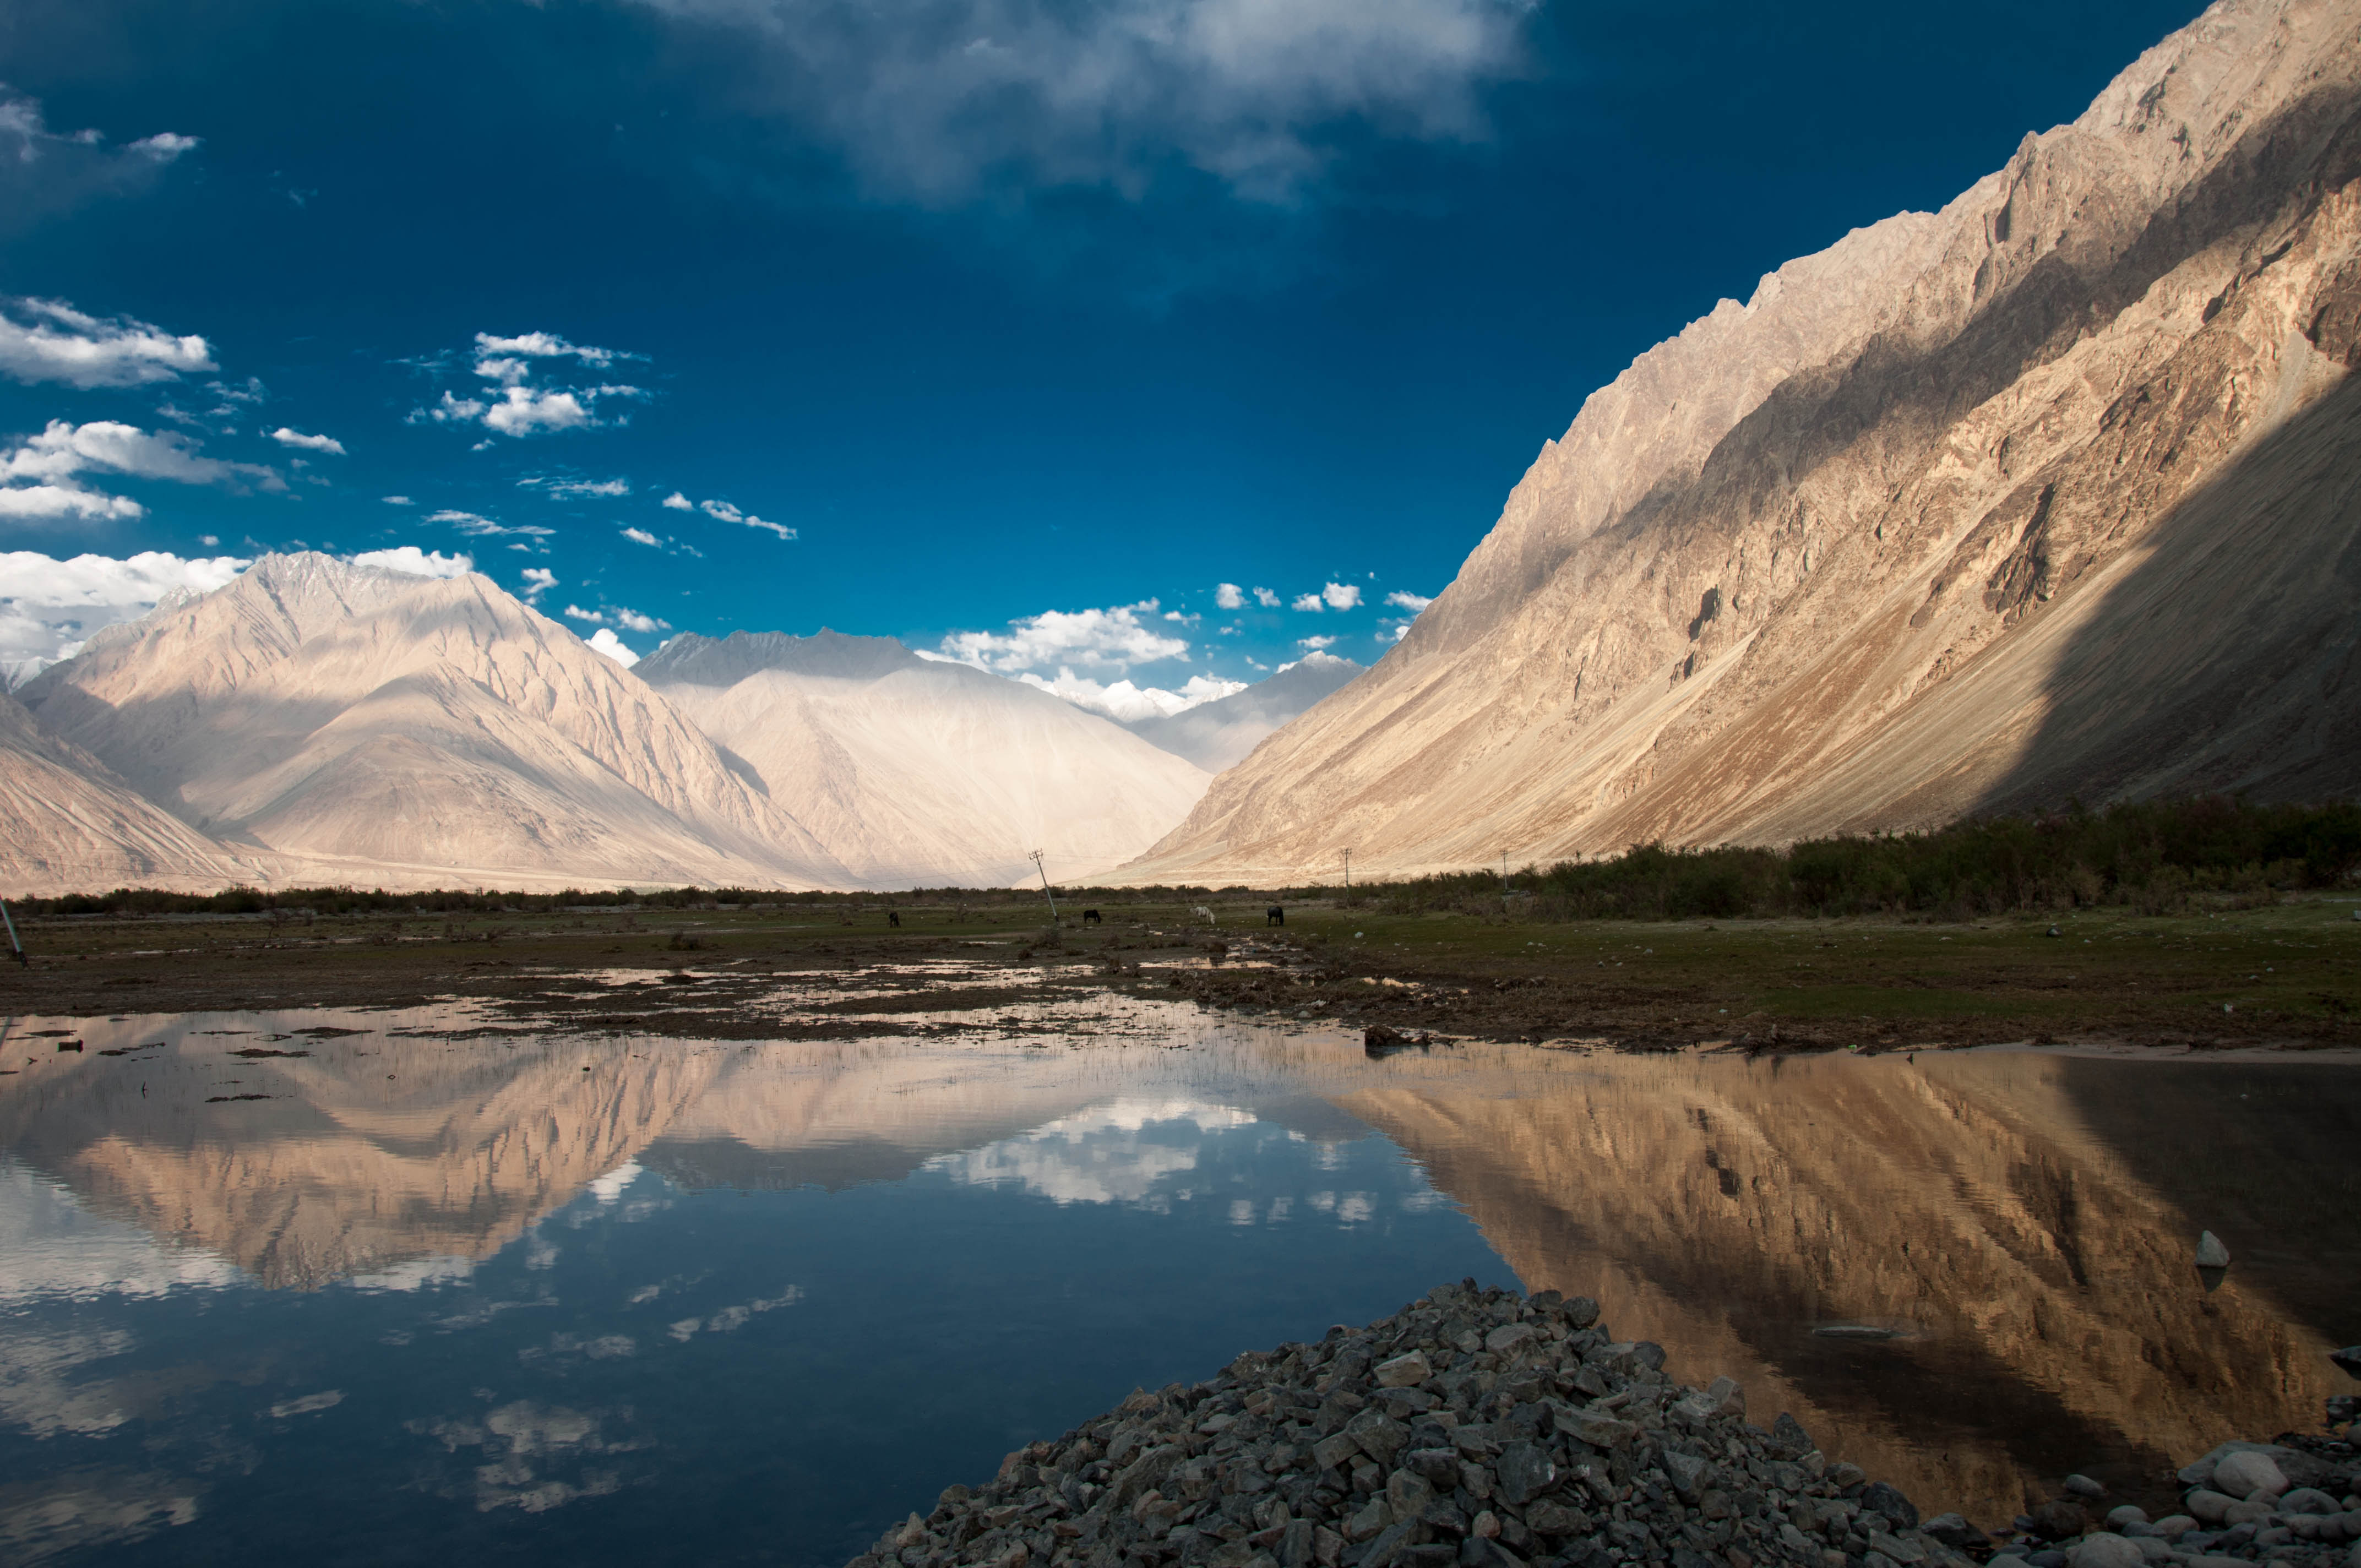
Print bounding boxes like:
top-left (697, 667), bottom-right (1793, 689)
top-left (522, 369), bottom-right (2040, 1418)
top-left (1, 1000), bottom-right (2354, 1565)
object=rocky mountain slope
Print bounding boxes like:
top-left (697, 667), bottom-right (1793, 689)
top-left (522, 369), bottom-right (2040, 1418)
top-left (1118, 651), bottom-right (1363, 772)
top-left (0, 691), bottom-right (265, 896)
top-left (17, 554), bottom-right (852, 891)
top-left (637, 630), bottom-right (1211, 886)
top-left (1124, 0), bottom-right (2361, 884)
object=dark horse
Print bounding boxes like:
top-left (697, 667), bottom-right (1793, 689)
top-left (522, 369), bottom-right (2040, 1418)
top-left (1082, 909), bottom-right (1102, 925)
top-left (888, 911), bottom-right (901, 928)
top-left (1265, 906), bottom-right (1285, 926)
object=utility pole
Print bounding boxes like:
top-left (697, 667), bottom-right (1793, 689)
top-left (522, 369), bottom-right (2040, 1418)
top-left (0, 898), bottom-right (23, 965)
top-left (1342, 848), bottom-right (1352, 896)
top-left (1027, 849), bottom-right (1058, 921)
top-left (1502, 851), bottom-right (1510, 890)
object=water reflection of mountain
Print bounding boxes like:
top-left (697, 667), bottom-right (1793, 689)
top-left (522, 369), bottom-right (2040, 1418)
top-left (1336, 1048), bottom-right (2358, 1523)
top-left (2, 1006), bottom-right (2353, 1534)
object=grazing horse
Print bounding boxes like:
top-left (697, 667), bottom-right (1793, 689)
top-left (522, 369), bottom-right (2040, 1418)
top-left (1265, 906), bottom-right (1285, 927)
top-left (888, 911), bottom-right (901, 928)
top-left (1082, 909), bottom-right (1102, 925)
top-left (1193, 905), bottom-right (1216, 926)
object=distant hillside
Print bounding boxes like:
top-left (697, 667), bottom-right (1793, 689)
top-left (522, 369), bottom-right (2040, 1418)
top-left (1118, 653), bottom-right (1363, 773)
top-left (637, 630), bottom-right (1211, 886)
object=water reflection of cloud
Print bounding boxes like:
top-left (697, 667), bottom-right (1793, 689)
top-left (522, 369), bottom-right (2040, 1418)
top-left (412, 1399), bottom-right (643, 1514)
top-left (348, 1255), bottom-right (475, 1293)
top-left (0, 1466), bottom-right (202, 1564)
top-left (924, 1099), bottom-right (1256, 1207)
top-left (0, 1164), bottom-right (240, 1303)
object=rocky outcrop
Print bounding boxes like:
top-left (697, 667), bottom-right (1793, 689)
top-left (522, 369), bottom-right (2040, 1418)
top-left (1124, 0), bottom-right (2361, 884)
top-left (639, 629), bottom-right (1210, 887)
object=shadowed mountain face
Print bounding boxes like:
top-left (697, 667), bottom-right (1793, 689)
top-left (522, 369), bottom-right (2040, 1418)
top-left (2, 1003), bottom-right (2352, 1530)
top-left (638, 629), bottom-right (1210, 887)
top-left (1124, 0), bottom-right (2361, 884)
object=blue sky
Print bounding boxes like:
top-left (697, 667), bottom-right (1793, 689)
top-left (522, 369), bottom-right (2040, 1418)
top-left (0, 0), bottom-right (2205, 710)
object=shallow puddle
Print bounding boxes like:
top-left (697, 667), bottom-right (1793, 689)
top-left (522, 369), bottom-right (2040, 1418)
top-left (0, 1000), bottom-right (2354, 1565)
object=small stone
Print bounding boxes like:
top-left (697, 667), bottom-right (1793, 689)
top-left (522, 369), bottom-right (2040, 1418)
top-left (1771, 1414), bottom-right (1815, 1457)
top-left (2066, 1476), bottom-right (2109, 1500)
top-left (1922, 1515), bottom-right (1986, 1549)
top-left (1405, 1447), bottom-right (1461, 1485)
top-left (2221, 1498), bottom-right (2275, 1527)
top-left (2195, 1232), bottom-right (2232, 1269)
top-left (1346, 1408), bottom-right (1412, 1468)
top-left (2068, 1534), bottom-right (2146, 1568)
top-left (2281, 1489), bottom-right (2341, 1516)
top-left (2150, 1517), bottom-right (2196, 1537)
top-left (1496, 1441), bottom-right (1557, 1507)
top-left (1526, 1499), bottom-right (1587, 1536)
top-left (1313, 1433), bottom-right (1362, 1473)
top-left (1708, 1375), bottom-right (1746, 1417)
top-left (1863, 1482), bottom-right (1922, 1532)
top-left (1555, 1407), bottom-right (1638, 1449)
top-left (1461, 1538), bottom-right (1527, 1568)
top-left (1472, 1510), bottom-right (1501, 1539)
top-left (2104, 1507), bottom-right (2151, 1531)
top-left (1377, 1351), bottom-right (1435, 1389)
top-left (1486, 1322), bottom-right (1538, 1354)
top-left (1562, 1297), bottom-right (1602, 1330)
top-left (1663, 1449), bottom-right (1710, 1503)
top-left (1344, 1495), bottom-right (1391, 1543)
top-left (2185, 1490), bottom-right (2238, 1526)
top-left (2028, 1501), bottom-right (2090, 1540)
top-left (2213, 1452), bottom-right (2288, 1499)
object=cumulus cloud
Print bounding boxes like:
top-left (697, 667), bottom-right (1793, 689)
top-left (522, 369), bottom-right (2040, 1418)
top-left (0, 482), bottom-right (144, 521)
top-left (3, 419), bottom-right (282, 491)
top-left (1253, 586), bottom-right (1281, 608)
top-left (0, 297), bottom-right (214, 389)
top-left (696, 497), bottom-right (795, 540)
top-left (383, 494), bottom-right (413, 505)
top-left (661, 491), bottom-right (693, 510)
top-left (518, 567), bottom-right (558, 603)
top-left (412, 331), bottom-right (645, 439)
top-left (1019, 667), bottom-right (1245, 722)
top-left (1297, 634), bottom-right (1336, 650)
top-left (623, 0), bottom-right (1527, 204)
top-left (1214, 582), bottom-right (1245, 610)
top-left (1291, 591), bottom-right (1324, 612)
top-left (583, 627), bottom-right (639, 666)
top-left (1320, 581), bottom-right (1361, 609)
top-left (269, 427), bottom-right (345, 455)
top-left (0, 549), bottom-right (247, 685)
top-left (1384, 589), bottom-right (1433, 611)
top-left (940, 601), bottom-right (1189, 673)
top-left (621, 527), bottom-right (661, 547)
top-left (350, 547), bottom-right (475, 579)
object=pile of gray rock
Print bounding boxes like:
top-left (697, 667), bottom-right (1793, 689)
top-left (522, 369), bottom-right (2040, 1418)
top-left (845, 1281), bottom-right (1986, 1568)
top-left (1995, 1443), bottom-right (2360, 1568)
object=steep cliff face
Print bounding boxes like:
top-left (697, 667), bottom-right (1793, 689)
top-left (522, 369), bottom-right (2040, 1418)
top-left (1127, 0), bottom-right (2361, 883)
top-left (638, 629), bottom-right (1210, 886)
top-left (17, 554), bottom-right (850, 890)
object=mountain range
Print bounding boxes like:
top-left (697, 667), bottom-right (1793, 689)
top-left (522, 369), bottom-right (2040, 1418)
top-left (0, 556), bottom-right (1280, 894)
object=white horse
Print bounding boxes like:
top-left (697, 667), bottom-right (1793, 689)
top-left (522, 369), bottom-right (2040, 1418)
top-left (1193, 905), bottom-right (1216, 926)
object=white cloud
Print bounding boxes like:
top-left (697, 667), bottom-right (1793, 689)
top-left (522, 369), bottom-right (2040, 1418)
top-left (1298, 634), bottom-right (1336, 650)
top-left (1384, 589), bottom-right (1433, 611)
top-left (269, 427), bottom-right (346, 455)
top-left (565, 603), bottom-right (670, 635)
top-left (583, 627), bottom-right (639, 666)
top-left (1252, 586), bottom-right (1280, 608)
top-left (1291, 591), bottom-right (1324, 612)
top-left (1321, 581), bottom-right (1361, 609)
top-left (519, 567), bottom-right (558, 603)
top-left (350, 546), bottom-right (474, 579)
top-left (530, 477), bottom-right (630, 498)
top-left (1384, 624), bottom-right (1410, 641)
top-left (0, 297), bottom-right (214, 388)
top-left (383, 494), bottom-right (413, 505)
top-left (940, 600), bottom-right (1189, 673)
top-left (427, 510), bottom-right (554, 538)
top-left (619, 0), bottom-right (1526, 204)
top-left (1018, 666), bottom-right (1245, 721)
top-left (697, 498), bottom-right (795, 540)
top-left (2, 418), bottom-right (282, 491)
top-left (414, 331), bottom-right (645, 439)
top-left (661, 491), bottom-right (693, 510)
top-left (0, 549), bottom-right (247, 685)
top-left (927, 1099), bottom-right (1256, 1205)
top-left (1214, 582), bottom-right (1245, 610)
top-left (0, 482), bottom-right (143, 521)
top-left (621, 527), bottom-right (661, 547)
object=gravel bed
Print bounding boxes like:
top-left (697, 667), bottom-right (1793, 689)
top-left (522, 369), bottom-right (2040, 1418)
top-left (847, 1281), bottom-right (1998, 1568)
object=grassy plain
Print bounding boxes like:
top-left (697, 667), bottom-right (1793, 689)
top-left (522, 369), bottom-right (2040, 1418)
top-left (1, 888), bottom-right (2355, 1050)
